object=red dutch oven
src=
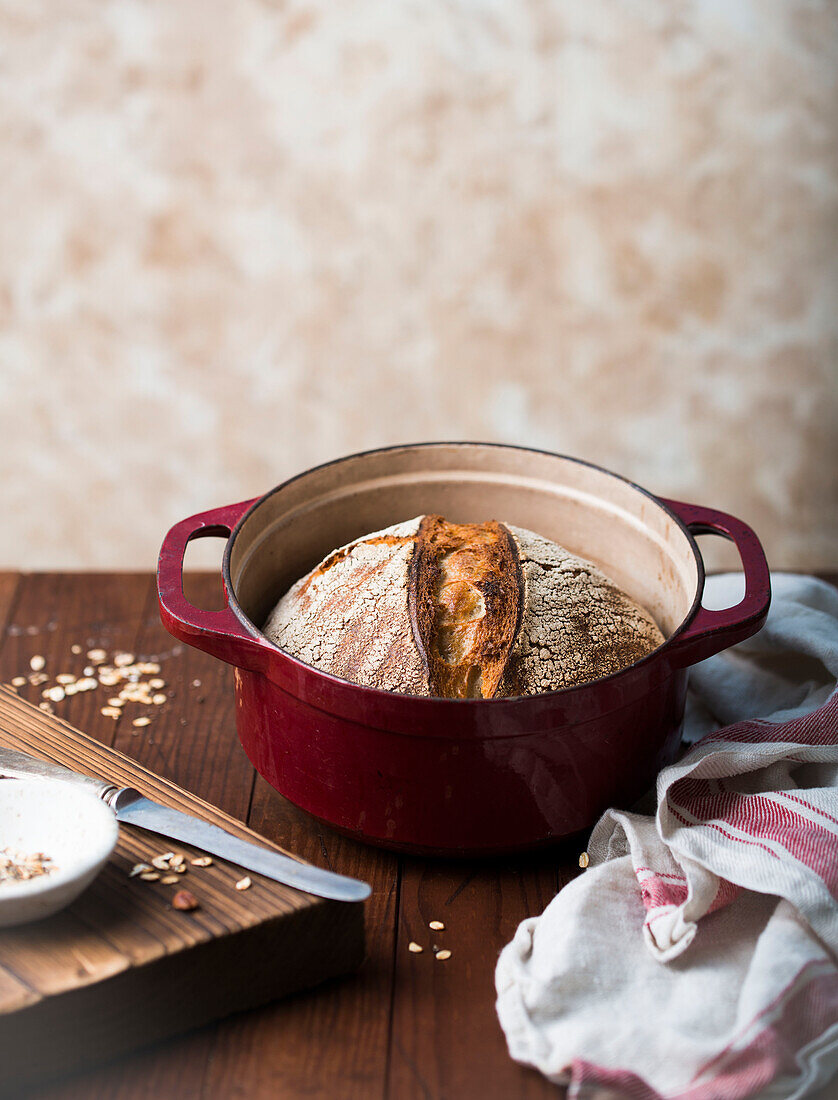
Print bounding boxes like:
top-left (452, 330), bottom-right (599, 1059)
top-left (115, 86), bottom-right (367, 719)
top-left (157, 444), bottom-right (770, 856)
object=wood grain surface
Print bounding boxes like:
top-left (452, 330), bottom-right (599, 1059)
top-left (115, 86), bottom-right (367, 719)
top-left (0, 571), bottom-right (835, 1100)
top-left (0, 685), bottom-right (364, 1095)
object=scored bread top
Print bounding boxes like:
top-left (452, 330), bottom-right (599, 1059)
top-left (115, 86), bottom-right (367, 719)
top-left (263, 515), bottom-right (665, 698)
top-left (409, 515), bottom-right (522, 699)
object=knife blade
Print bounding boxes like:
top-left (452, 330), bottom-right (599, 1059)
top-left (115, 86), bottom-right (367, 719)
top-left (0, 746), bottom-right (370, 903)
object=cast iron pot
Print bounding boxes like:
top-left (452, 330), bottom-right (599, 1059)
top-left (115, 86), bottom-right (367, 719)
top-left (157, 443), bottom-right (770, 856)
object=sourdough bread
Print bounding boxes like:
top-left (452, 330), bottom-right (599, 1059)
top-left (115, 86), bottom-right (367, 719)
top-left (263, 515), bottom-right (665, 698)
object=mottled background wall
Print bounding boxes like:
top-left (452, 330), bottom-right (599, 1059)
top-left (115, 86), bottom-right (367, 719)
top-left (0, 0), bottom-right (836, 571)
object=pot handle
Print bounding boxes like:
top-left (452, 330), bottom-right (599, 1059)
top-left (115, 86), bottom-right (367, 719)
top-left (661, 498), bottom-right (771, 668)
top-left (157, 499), bottom-right (272, 672)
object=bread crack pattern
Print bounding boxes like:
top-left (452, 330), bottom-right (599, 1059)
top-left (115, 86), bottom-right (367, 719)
top-left (408, 515), bottom-right (522, 699)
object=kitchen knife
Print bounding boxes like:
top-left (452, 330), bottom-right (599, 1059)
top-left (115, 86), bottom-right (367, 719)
top-left (0, 746), bottom-right (371, 903)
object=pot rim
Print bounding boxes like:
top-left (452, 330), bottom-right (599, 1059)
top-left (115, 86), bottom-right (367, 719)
top-left (220, 441), bottom-right (705, 705)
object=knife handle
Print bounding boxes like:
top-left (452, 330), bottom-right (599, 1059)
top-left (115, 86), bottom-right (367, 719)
top-left (0, 746), bottom-right (116, 801)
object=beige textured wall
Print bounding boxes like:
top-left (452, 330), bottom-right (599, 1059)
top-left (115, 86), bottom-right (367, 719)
top-left (1, 0), bottom-right (836, 571)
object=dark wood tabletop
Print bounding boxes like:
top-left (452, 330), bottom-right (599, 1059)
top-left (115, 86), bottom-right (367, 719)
top-left (1, 571), bottom-right (835, 1100)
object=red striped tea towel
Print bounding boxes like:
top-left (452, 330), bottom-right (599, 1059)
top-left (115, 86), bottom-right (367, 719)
top-left (496, 575), bottom-right (838, 1099)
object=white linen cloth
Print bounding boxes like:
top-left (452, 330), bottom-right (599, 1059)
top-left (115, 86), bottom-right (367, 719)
top-left (496, 574), bottom-right (838, 1099)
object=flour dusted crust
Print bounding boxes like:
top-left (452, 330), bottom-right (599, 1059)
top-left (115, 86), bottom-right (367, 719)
top-left (263, 515), bottom-right (665, 698)
top-left (263, 517), bottom-right (429, 695)
top-left (500, 525), bottom-right (665, 694)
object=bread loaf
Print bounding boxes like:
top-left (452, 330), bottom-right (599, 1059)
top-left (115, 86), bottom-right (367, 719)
top-left (264, 515), bottom-right (665, 698)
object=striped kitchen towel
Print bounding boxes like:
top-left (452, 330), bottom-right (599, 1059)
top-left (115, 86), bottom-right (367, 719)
top-left (496, 574), bottom-right (838, 1099)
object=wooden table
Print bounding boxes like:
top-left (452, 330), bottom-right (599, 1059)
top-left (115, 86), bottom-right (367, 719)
top-left (1, 571), bottom-right (834, 1100)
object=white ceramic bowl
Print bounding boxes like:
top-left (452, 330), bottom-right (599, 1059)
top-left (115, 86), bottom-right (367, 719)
top-left (0, 778), bottom-right (118, 927)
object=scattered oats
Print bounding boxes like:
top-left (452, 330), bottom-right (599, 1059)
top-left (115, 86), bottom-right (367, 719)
top-left (169, 854), bottom-right (185, 868)
top-left (172, 889), bottom-right (199, 911)
top-left (235, 876), bottom-right (252, 891)
top-left (132, 716), bottom-right (151, 728)
top-left (98, 673), bottom-right (120, 687)
top-left (11, 676), bottom-right (26, 687)
top-left (87, 649), bottom-right (107, 663)
top-left (64, 683), bottom-right (79, 696)
top-left (429, 920), bottom-right (445, 931)
top-left (141, 663), bottom-right (161, 675)
top-left (38, 702), bottom-right (54, 713)
top-left (56, 673), bottom-right (76, 685)
top-left (191, 856), bottom-right (213, 867)
top-left (149, 678), bottom-right (165, 690)
top-left (83, 666), bottom-right (95, 676)
top-left (76, 677), bottom-right (98, 691)
top-left (435, 949), bottom-right (452, 961)
top-left (71, 644), bottom-right (82, 655)
top-left (408, 942), bottom-right (424, 953)
top-left (139, 871), bottom-right (160, 881)
top-left (29, 655), bottom-right (45, 671)
top-left (191, 679), bottom-right (201, 688)
top-left (107, 697), bottom-right (125, 708)
top-left (152, 693), bottom-right (167, 706)
top-left (0, 848), bottom-right (56, 883)
top-left (43, 686), bottom-right (65, 702)
top-left (151, 854), bottom-right (173, 869)
top-left (100, 707), bottom-right (121, 720)
top-left (29, 673), bottom-right (48, 686)
top-left (161, 874), bottom-right (180, 885)
top-left (175, 864), bottom-right (187, 874)
top-left (114, 652), bottom-right (134, 667)
top-left (578, 852), bottom-right (590, 869)
top-left (130, 863), bottom-right (152, 877)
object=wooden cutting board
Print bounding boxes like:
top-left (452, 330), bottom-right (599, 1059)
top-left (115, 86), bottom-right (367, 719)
top-left (0, 686), bottom-right (366, 1094)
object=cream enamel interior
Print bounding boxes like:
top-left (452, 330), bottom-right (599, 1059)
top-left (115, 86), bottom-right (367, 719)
top-left (227, 445), bottom-right (700, 647)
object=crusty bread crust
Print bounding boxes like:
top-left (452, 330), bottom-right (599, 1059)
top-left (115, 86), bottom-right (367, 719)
top-left (263, 517), bottom-right (430, 695)
top-left (408, 515), bottom-right (523, 699)
top-left (501, 524), bottom-right (665, 694)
